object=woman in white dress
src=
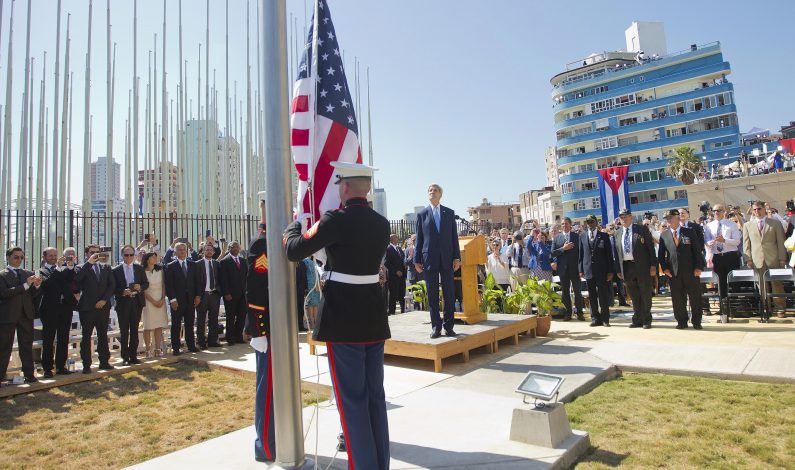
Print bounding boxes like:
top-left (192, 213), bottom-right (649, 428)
top-left (141, 252), bottom-right (168, 358)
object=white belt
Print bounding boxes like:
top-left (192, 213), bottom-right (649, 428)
top-left (327, 272), bottom-right (379, 285)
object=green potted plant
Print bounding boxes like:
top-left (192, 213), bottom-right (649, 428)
top-left (527, 278), bottom-right (564, 336)
top-left (479, 273), bottom-right (506, 314)
top-left (504, 280), bottom-right (534, 315)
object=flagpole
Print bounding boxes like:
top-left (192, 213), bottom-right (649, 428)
top-left (0, 0), bottom-right (14, 214)
top-left (19, 0), bottom-right (33, 214)
top-left (260, 0), bottom-right (310, 467)
top-left (81, 0), bottom-right (93, 222)
top-left (51, 0), bottom-right (62, 213)
top-left (58, 14), bottom-right (71, 218)
top-left (106, 0), bottom-right (113, 216)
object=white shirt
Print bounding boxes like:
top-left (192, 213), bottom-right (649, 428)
top-left (486, 253), bottom-right (511, 284)
top-left (561, 230), bottom-right (572, 243)
top-left (705, 218), bottom-right (741, 256)
top-left (621, 225), bottom-right (634, 261)
top-left (203, 258), bottom-right (214, 291)
top-left (123, 262), bottom-right (135, 285)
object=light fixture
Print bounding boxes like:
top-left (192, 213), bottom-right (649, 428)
top-left (516, 371), bottom-right (565, 408)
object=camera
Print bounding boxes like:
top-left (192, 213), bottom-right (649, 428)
top-left (698, 201), bottom-right (711, 215)
top-left (643, 211), bottom-right (654, 221)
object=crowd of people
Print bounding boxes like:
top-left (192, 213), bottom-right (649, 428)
top-left (700, 150), bottom-right (794, 181)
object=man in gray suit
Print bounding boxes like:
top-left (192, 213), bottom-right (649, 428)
top-left (74, 245), bottom-right (116, 373)
top-left (0, 247), bottom-right (42, 383)
top-left (615, 209), bottom-right (657, 328)
top-left (551, 217), bottom-right (585, 321)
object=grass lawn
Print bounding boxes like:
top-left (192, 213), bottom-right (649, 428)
top-left (0, 363), bottom-right (327, 469)
top-left (567, 373), bottom-right (795, 469)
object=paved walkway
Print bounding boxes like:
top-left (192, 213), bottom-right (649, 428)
top-left (128, 297), bottom-right (795, 469)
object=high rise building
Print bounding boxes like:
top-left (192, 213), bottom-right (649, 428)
top-left (89, 156), bottom-right (123, 213)
top-left (551, 22), bottom-right (740, 221)
top-left (373, 187), bottom-right (387, 218)
top-left (138, 162), bottom-right (179, 214)
top-left (544, 146), bottom-right (560, 190)
top-left (181, 119), bottom-right (220, 214)
top-left (217, 135), bottom-right (243, 215)
top-left (519, 188), bottom-right (563, 228)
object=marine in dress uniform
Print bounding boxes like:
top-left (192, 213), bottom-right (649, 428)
top-left (284, 162), bottom-right (391, 470)
top-left (246, 199), bottom-right (275, 463)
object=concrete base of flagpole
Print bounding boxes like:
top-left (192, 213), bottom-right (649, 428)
top-left (268, 458), bottom-right (315, 470)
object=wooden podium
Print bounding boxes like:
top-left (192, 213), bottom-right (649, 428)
top-left (454, 235), bottom-right (488, 324)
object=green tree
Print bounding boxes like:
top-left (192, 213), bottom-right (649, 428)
top-left (665, 146), bottom-right (703, 185)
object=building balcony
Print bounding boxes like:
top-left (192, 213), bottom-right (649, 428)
top-left (560, 177), bottom-right (680, 203)
top-left (551, 42), bottom-right (722, 95)
top-left (563, 196), bottom-right (687, 220)
top-left (558, 125), bottom-right (740, 167)
top-left (556, 102), bottom-right (736, 147)
top-left (554, 80), bottom-right (733, 131)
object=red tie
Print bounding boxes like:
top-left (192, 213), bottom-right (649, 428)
top-left (234, 257), bottom-right (240, 269)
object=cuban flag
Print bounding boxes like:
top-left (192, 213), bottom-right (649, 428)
top-left (597, 165), bottom-right (630, 224)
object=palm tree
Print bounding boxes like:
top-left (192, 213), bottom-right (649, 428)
top-left (666, 146), bottom-right (703, 185)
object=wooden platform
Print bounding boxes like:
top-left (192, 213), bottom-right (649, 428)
top-left (307, 311), bottom-right (537, 372)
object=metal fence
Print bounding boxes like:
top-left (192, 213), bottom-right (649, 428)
top-left (0, 210), bottom-right (258, 266)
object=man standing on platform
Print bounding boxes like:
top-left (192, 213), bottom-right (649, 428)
top-left (285, 162), bottom-right (391, 470)
top-left (164, 243), bottom-right (201, 355)
top-left (75, 245), bottom-right (116, 373)
top-left (658, 209), bottom-right (706, 329)
top-left (551, 217), bottom-right (585, 321)
top-left (384, 234), bottom-right (406, 315)
top-left (704, 204), bottom-right (742, 301)
top-left (615, 209), bottom-right (657, 328)
top-left (195, 244), bottom-right (223, 349)
top-left (37, 247), bottom-right (77, 377)
top-left (414, 183), bottom-right (461, 338)
top-left (743, 201), bottom-right (788, 320)
top-left (579, 215), bottom-right (616, 327)
top-left (246, 197), bottom-right (275, 463)
top-left (219, 241), bottom-right (248, 345)
top-left (112, 245), bottom-right (149, 365)
top-left (0, 247), bottom-right (42, 383)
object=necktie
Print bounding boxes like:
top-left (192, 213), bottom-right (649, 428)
top-left (181, 261), bottom-right (187, 276)
top-left (233, 256), bottom-right (240, 269)
top-left (716, 221), bottom-right (723, 252)
top-left (15, 269), bottom-right (24, 284)
top-left (623, 228), bottom-right (631, 254)
top-left (589, 230), bottom-right (595, 242)
top-left (433, 206), bottom-right (441, 231)
top-left (673, 229), bottom-right (679, 246)
top-left (93, 264), bottom-right (101, 278)
top-left (208, 261), bottom-right (215, 290)
top-left (758, 219), bottom-right (764, 236)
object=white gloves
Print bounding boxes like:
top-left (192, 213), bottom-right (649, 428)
top-left (250, 336), bottom-right (269, 353)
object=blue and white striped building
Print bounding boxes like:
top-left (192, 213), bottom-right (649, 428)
top-left (550, 23), bottom-right (742, 221)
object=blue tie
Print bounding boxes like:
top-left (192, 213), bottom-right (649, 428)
top-left (433, 206), bottom-right (441, 231)
top-left (623, 228), bottom-right (631, 255)
top-left (716, 221), bottom-right (723, 252)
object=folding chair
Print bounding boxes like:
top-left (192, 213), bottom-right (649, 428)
top-left (699, 270), bottom-right (724, 321)
top-left (764, 268), bottom-right (795, 320)
top-left (726, 269), bottom-right (759, 321)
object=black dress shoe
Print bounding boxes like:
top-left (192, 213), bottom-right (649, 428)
top-left (188, 347), bottom-right (200, 353)
top-left (208, 342), bottom-right (222, 348)
top-left (675, 325), bottom-right (687, 330)
top-left (198, 345), bottom-right (208, 351)
top-left (563, 316), bottom-right (572, 322)
top-left (122, 360), bottom-right (131, 366)
top-left (576, 314), bottom-right (586, 321)
top-left (24, 376), bottom-right (39, 384)
top-left (693, 324), bottom-right (703, 330)
top-left (430, 330), bottom-right (441, 339)
top-left (227, 340), bottom-right (236, 346)
top-left (129, 358), bottom-right (142, 364)
top-left (43, 370), bottom-right (54, 378)
top-left (589, 321), bottom-right (603, 327)
top-left (172, 350), bottom-right (181, 356)
top-left (643, 325), bottom-right (652, 329)
top-left (443, 329), bottom-right (457, 337)
top-left (603, 322), bottom-right (611, 327)
top-left (56, 369), bottom-right (72, 375)
top-left (82, 367), bottom-right (92, 374)
top-left (618, 302), bottom-right (630, 307)
top-left (98, 363), bottom-right (115, 370)
top-left (628, 324), bottom-right (641, 328)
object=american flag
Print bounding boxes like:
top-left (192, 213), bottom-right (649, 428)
top-left (290, 0), bottom-right (362, 224)
top-left (597, 165), bottom-right (631, 224)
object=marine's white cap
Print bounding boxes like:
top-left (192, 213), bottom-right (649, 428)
top-left (331, 161), bottom-right (377, 184)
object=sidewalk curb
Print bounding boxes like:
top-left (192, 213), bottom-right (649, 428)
top-left (615, 365), bottom-right (795, 385)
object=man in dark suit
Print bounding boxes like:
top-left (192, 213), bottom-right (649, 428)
top-left (579, 215), bottom-right (616, 327)
top-left (658, 209), bottom-right (706, 329)
top-left (218, 240), bottom-right (247, 345)
top-left (37, 247), bottom-right (78, 377)
top-left (112, 244), bottom-right (149, 365)
top-left (551, 217), bottom-right (585, 321)
top-left (194, 243), bottom-right (222, 348)
top-left (384, 234), bottom-right (406, 315)
top-left (74, 245), bottom-right (116, 373)
top-left (165, 242), bottom-right (201, 355)
top-left (615, 209), bottom-right (657, 328)
top-left (0, 247), bottom-right (42, 383)
top-left (414, 183), bottom-right (461, 338)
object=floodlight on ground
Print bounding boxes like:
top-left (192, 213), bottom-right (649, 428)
top-left (515, 371), bottom-right (564, 408)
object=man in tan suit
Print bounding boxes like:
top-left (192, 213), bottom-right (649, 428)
top-left (743, 201), bottom-right (788, 319)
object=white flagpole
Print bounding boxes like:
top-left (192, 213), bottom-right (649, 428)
top-left (0, 0), bottom-right (14, 213)
top-left (66, 72), bottom-right (74, 209)
top-left (133, 0), bottom-right (139, 219)
top-left (145, 51), bottom-right (151, 213)
top-left (205, 0), bottom-right (210, 215)
top-left (106, 0), bottom-right (113, 215)
top-left (177, 0), bottom-right (185, 214)
top-left (125, 89), bottom-right (131, 214)
top-left (51, 0), bottom-right (62, 212)
top-left (36, 57), bottom-right (46, 217)
top-left (161, 0), bottom-right (168, 214)
top-left (58, 14), bottom-right (71, 215)
top-left (82, 0), bottom-right (93, 217)
top-left (245, 0), bottom-right (252, 215)
top-left (153, 34), bottom-right (159, 216)
top-left (19, 0), bottom-right (33, 213)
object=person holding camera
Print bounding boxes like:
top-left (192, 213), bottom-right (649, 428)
top-left (0, 247), bottom-right (43, 383)
top-left (112, 244), bottom-right (149, 365)
top-left (37, 247), bottom-right (78, 377)
top-left (75, 245), bottom-right (116, 373)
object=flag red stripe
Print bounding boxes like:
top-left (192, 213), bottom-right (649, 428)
top-left (292, 95), bottom-right (309, 113)
top-left (295, 164), bottom-right (309, 181)
top-left (291, 129), bottom-right (309, 146)
top-left (312, 122), bottom-right (349, 220)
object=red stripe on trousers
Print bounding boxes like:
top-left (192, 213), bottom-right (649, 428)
top-left (292, 95), bottom-right (309, 113)
top-left (263, 350), bottom-right (274, 460)
top-left (292, 128), bottom-right (309, 146)
top-left (327, 344), bottom-right (354, 470)
top-left (311, 122), bottom-right (349, 221)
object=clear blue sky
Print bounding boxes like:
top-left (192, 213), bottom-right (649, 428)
top-left (2, 0), bottom-right (793, 218)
